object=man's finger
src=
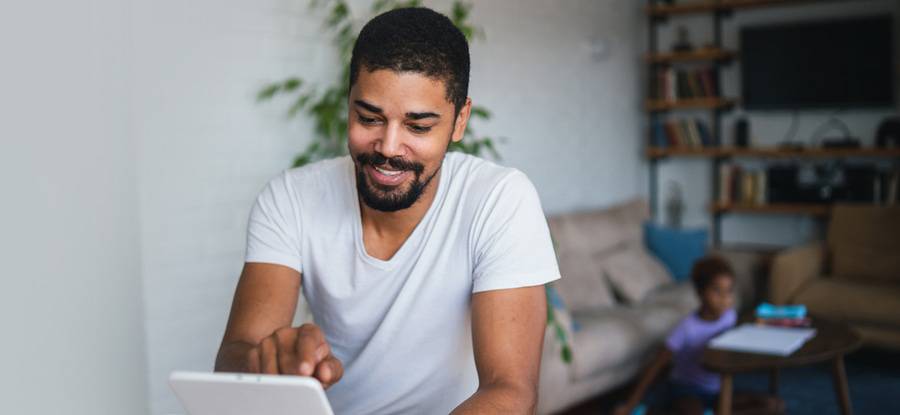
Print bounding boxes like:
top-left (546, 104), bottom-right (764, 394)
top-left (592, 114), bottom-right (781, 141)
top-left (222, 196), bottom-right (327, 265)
top-left (295, 324), bottom-right (326, 376)
top-left (259, 336), bottom-right (278, 374)
top-left (314, 355), bottom-right (344, 389)
top-left (245, 347), bottom-right (261, 374)
top-left (275, 327), bottom-right (300, 375)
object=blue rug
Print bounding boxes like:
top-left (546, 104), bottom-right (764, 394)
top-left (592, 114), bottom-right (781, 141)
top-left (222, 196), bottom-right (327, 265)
top-left (731, 347), bottom-right (900, 414)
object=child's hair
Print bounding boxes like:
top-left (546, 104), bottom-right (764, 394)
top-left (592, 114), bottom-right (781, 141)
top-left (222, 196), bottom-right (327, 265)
top-left (690, 256), bottom-right (734, 294)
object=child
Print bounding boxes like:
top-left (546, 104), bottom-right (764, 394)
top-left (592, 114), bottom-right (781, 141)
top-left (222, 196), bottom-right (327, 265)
top-left (613, 256), bottom-right (781, 415)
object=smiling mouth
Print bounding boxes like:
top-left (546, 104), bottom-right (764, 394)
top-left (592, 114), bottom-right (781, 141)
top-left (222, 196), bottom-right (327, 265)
top-left (366, 164), bottom-right (411, 187)
top-left (374, 165), bottom-right (403, 176)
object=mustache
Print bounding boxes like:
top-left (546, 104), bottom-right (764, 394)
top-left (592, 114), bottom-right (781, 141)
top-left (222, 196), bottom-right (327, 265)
top-left (356, 152), bottom-right (425, 175)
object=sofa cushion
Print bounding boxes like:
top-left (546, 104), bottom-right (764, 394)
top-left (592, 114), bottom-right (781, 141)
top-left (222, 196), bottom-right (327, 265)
top-left (644, 223), bottom-right (708, 282)
top-left (828, 205), bottom-right (900, 284)
top-left (548, 199), bottom-right (648, 312)
top-left (604, 247), bottom-right (673, 303)
top-left (547, 199), bottom-right (648, 258)
top-left (555, 250), bottom-right (616, 311)
top-left (794, 278), bottom-right (900, 328)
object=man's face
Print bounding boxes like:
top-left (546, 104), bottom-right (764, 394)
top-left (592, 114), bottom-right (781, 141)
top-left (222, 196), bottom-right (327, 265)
top-left (348, 68), bottom-right (470, 212)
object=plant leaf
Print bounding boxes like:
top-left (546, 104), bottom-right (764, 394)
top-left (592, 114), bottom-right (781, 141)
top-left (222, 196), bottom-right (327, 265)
top-left (257, 83), bottom-right (280, 102)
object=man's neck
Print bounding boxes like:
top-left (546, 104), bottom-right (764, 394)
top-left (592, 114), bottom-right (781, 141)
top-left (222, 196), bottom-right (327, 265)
top-left (359, 169), bottom-right (442, 256)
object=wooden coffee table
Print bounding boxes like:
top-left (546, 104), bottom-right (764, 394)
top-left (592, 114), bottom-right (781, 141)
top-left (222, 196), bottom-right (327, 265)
top-left (701, 318), bottom-right (862, 415)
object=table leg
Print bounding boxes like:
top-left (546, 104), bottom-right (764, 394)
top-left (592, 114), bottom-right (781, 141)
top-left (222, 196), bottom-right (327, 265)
top-left (718, 373), bottom-right (733, 415)
top-left (769, 368), bottom-right (779, 395)
top-left (831, 356), bottom-right (853, 415)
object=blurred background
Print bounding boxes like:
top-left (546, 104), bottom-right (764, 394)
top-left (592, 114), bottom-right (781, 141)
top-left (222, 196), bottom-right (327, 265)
top-left (0, 0), bottom-right (897, 414)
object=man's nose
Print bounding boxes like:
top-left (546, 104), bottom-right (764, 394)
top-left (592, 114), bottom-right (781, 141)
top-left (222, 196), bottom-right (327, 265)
top-left (374, 122), bottom-right (406, 159)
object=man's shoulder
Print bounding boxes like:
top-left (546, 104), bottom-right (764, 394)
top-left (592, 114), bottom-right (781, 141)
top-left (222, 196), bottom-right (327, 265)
top-left (259, 156), bottom-right (351, 206)
top-left (282, 155), bottom-right (351, 185)
top-left (444, 152), bottom-right (529, 194)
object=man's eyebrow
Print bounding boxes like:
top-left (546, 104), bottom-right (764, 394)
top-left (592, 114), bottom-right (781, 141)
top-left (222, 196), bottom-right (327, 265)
top-left (354, 99), bottom-right (440, 120)
top-left (406, 111), bottom-right (440, 120)
top-left (354, 100), bottom-right (383, 114)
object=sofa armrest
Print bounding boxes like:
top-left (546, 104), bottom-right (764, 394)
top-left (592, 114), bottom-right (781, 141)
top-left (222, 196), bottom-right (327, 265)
top-left (769, 243), bottom-right (825, 305)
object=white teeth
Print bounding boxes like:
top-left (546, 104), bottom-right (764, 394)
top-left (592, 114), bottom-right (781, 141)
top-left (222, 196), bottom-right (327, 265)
top-left (374, 166), bottom-right (402, 176)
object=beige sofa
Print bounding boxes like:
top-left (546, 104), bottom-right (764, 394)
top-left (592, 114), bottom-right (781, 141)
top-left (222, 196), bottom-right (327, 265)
top-left (536, 199), bottom-right (763, 414)
top-left (770, 205), bottom-right (900, 349)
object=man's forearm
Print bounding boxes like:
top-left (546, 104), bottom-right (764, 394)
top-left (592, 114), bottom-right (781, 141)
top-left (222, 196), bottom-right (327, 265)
top-left (451, 382), bottom-right (537, 415)
top-left (214, 340), bottom-right (256, 372)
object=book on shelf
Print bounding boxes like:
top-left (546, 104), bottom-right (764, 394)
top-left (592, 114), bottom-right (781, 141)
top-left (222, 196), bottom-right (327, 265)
top-left (652, 67), bottom-right (719, 101)
top-left (651, 118), bottom-right (718, 149)
top-left (718, 163), bottom-right (767, 206)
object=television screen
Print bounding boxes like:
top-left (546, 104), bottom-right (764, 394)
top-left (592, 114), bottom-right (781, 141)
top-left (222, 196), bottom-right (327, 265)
top-left (741, 15), bottom-right (894, 110)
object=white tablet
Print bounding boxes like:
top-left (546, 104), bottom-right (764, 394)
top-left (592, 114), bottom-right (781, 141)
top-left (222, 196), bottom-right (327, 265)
top-left (169, 371), bottom-right (334, 415)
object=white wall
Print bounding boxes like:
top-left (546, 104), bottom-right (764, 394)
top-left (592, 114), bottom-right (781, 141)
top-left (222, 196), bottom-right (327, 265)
top-left (131, 1), bottom-right (332, 413)
top-left (460, 0), bottom-right (647, 214)
top-left (132, 1), bottom-right (647, 413)
top-left (653, 0), bottom-right (900, 247)
top-left (0, 1), bottom-right (149, 414)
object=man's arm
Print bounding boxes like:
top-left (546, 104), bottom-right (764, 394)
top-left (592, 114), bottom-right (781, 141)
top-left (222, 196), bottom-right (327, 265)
top-left (216, 262), bottom-right (300, 372)
top-left (215, 262), bottom-right (343, 387)
top-left (452, 285), bottom-right (548, 414)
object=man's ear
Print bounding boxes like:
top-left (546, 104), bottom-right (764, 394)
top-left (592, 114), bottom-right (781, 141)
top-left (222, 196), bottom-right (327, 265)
top-left (450, 98), bottom-right (472, 143)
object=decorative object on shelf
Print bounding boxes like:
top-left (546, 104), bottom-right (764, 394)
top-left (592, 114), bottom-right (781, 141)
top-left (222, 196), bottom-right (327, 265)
top-left (665, 181), bottom-right (685, 228)
top-left (876, 116), bottom-right (900, 148)
top-left (672, 25), bottom-right (693, 52)
top-left (734, 118), bottom-right (750, 148)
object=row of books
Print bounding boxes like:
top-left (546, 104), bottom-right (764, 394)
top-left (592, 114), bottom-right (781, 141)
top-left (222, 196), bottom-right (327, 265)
top-left (651, 119), bottom-right (719, 148)
top-left (651, 67), bottom-right (719, 101)
top-left (718, 164), bottom-right (767, 206)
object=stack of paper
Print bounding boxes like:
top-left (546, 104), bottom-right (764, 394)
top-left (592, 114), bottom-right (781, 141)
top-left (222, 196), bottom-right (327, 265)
top-left (709, 324), bottom-right (817, 356)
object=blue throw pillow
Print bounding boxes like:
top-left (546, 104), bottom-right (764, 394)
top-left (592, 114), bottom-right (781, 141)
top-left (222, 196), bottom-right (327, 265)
top-left (643, 222), bottom-right (708, 282)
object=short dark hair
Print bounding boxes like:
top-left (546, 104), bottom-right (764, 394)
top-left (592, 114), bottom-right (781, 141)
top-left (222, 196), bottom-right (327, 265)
top-left (690, 256), bottom-right (734, 294)
top-left (349, 7), bottom-right (470, 114)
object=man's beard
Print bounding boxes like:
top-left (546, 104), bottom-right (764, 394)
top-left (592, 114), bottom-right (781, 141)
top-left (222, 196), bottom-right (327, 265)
top-left (354, 152), bottom-right (439, 212)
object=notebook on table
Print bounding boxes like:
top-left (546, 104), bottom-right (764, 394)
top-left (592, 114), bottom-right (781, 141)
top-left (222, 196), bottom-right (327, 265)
top-left (709, 324), bottom-right (817, 356)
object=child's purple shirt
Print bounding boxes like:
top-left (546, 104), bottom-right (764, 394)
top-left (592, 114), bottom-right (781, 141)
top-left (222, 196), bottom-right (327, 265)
top-left (665, 308), bottom-right (737, 393)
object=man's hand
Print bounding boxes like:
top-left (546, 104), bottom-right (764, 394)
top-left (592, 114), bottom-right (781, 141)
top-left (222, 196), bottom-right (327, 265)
top-left (215, 262), bottom-right (342, 388)
top-left (218, 323), bottom-right (343, 389)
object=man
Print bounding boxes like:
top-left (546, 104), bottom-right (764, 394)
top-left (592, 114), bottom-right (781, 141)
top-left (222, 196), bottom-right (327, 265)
top-left (215, 7), bottom-right (560, 414)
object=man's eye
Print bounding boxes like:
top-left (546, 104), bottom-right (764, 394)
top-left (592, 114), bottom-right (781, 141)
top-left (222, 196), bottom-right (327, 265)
top-left (408, 124), bottom-right (431, 133)
top-left (358, 115), bottom-right (379, 125)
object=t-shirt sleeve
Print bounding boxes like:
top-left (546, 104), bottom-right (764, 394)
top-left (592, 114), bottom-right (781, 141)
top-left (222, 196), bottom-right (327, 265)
top-left (244, 172), bottom-right (303, 274)
top-left (665, 320), bottom-right (688, 352)
top-left (471, 170), bottom-right (561, 293)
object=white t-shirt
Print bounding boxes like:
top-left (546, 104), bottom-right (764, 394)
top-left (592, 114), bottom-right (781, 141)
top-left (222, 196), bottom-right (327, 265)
top-left (244, 152), bottom-right (560, 414)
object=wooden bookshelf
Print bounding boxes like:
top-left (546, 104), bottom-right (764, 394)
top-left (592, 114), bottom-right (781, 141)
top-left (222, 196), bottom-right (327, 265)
top-left (645, 0), bottom-right (819, 17)
top-left (646, 147), bottom-right (724, 158)
top-left (645, 48), bottom-right (736, 63)
top-left (645, 97), bottom-right (735, 111)
top-left (645, 0), bottom-right (718, 16)
top-left (647, 147), bottom-right (900, 159)
top-left (710, 203), bottom-right (832, 217)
